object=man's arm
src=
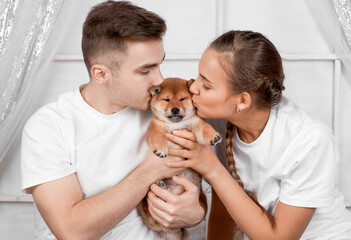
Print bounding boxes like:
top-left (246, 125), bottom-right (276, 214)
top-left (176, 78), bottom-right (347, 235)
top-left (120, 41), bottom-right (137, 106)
top-left (32, 150), bottom-right (184, 240)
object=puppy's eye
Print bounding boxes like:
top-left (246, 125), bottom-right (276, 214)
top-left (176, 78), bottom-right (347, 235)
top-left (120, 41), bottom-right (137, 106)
top-left (164, 98), bottom-right (170, 102)
top-left (180, 98), bottom-right (186, 101)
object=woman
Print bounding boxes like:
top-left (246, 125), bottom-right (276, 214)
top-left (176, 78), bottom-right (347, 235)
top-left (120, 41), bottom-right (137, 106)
top-left (165, 30), bottom-right (351, 239)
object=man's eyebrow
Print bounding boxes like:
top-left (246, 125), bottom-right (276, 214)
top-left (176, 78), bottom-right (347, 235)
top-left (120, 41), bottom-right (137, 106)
top-left (136, 53), bottom-right (166, 70)
top-left (200, 73), bottom-right (212, 84)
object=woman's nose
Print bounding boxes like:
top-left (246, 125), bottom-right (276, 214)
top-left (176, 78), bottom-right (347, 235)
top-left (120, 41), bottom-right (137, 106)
top-left (189, 79), bottom-right (200, 95)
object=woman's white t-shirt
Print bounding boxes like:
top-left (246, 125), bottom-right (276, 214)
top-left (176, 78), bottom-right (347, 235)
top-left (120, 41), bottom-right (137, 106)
top-left (210, 97), bottom-right (351, 239)
top-left (21, 88), bottom-right (158, 239)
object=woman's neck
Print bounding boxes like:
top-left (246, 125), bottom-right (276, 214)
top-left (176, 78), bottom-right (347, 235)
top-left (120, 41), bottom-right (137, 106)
top-left (229, 109), bottom-right (270, 143)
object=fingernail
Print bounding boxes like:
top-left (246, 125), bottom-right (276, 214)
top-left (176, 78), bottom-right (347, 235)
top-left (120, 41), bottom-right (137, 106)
top-left (173, 175), bottom-right (179, 180)
top-left (172, 130), bottom-right (178, 134)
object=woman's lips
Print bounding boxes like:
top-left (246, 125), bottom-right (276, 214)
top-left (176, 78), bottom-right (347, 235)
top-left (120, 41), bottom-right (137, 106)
top-left (192, 101), bottom-right (197, 108)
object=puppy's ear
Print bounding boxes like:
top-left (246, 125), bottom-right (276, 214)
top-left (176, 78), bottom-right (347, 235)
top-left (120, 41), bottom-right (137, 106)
top-left (149, 86), bottom-right (161, 96)
top-left (187, 79), bottom-right (195, 89)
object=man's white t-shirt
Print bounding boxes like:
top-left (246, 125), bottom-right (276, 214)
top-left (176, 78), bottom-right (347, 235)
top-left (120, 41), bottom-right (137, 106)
top-left (21, 87), bottom-right (158, 239)
top-left (210, 97), bottom-right (351, 239)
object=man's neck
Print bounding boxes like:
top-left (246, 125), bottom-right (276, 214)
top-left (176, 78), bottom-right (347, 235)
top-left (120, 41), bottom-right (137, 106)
top-left (81, 83), bottom-right (125, 115)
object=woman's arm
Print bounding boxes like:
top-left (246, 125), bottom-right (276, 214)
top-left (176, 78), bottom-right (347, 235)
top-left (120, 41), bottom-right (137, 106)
top-left (208, 189), bottom-right (236, 240)
top-left (166, 130), bottom-right (316, 240)
top-left (208, 164), bottom-right (315, 240)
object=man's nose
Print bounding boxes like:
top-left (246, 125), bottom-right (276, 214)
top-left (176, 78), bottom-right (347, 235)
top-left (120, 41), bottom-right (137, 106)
top-left (153, 67), bottom-right (164, 86)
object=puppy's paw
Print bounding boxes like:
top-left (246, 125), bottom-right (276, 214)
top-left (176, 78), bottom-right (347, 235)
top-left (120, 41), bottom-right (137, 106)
top-left (195, 125), bottom-right (223, 146)
top-left (202, 130), bottom-right (222, 146)
top-left (157, 180), bottom-right (168, 190)
top-left (209, 134), bottom-right (222, 146)
top-left (152, 147), bottom-right (168, 158)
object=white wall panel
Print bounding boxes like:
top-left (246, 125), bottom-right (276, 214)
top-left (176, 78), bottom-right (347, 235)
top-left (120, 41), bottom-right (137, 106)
top-left (58, 0), bottom-right (217, 56)
top-left (223, 0), bottom-right (333, 54)
top-left (161, 60), bottom-right (199, 80)
top-left (133, 0), bottom-right (217, 55)
top-left (283, 60), bottom-right (334, 128)
top-left (56, 0), bottom-right (101, 55)
top-left (339, 70), bottom-right (351, 203)
top-left (0, 136), bottom-right (22, 195)
top-left (0, 203), bottom-right (35, 240)
top-left (38, 62), bottom-right (88, 103)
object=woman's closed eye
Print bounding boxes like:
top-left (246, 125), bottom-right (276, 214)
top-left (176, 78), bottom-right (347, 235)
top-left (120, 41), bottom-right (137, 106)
top-left (201, 81), bottom-right (211, 90)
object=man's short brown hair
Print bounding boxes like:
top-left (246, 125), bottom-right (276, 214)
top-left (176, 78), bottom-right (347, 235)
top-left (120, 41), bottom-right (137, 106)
top-left (82, 0), bottom-right (166, 75)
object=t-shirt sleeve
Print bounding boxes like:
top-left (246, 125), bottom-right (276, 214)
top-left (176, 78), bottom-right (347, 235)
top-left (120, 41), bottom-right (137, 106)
top-left (279, 126), bottom-right (338, 208)
top-left (21, 110), bottom-right (75, 194)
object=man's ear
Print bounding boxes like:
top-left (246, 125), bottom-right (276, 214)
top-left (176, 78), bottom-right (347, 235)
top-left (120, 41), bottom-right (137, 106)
top-left (91, 64), bottom-right (111, 84)
top-left (187, 79), bottom-right (195, 88)
top-left (149, 86), bottom-right (161, 96)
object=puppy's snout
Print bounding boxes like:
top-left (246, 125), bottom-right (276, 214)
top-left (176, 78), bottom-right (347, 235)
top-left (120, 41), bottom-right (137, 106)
top-left (171, 108), bottom-right (180, 115)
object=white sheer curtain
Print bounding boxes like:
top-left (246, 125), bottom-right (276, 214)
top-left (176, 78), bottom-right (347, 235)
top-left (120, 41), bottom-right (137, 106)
top-left (307, 0), bottom-right (351, 203)
top-left (306, 0), bottom-right (351, 74)
top-left (332, 0), bottom-right (351, 74)
top-left (0, 0), bottom-right (77, 162)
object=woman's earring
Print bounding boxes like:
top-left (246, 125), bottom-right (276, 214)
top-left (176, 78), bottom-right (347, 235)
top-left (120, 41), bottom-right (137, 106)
top-left (236, 107), bottom-right (241, 114)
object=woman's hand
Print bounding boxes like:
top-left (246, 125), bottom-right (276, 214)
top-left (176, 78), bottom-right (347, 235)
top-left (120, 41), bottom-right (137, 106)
top-left (142, 148), bottom-right (185, 182)
top-left (166, 129), bottom-right (221, 178)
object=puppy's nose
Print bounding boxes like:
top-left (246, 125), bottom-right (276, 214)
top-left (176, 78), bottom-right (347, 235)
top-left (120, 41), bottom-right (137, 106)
top-left (171, 108), bottom-right (180, 115)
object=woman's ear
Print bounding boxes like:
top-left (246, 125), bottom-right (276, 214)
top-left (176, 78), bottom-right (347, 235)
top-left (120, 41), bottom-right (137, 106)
top-left (238, 92), bottom-right (252, 111)
top-left (90, 64), bottom-right (111, 84)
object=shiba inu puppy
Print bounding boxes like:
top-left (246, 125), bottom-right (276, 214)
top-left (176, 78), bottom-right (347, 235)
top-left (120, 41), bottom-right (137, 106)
top-left (138, 77), bottom-right (222, 240)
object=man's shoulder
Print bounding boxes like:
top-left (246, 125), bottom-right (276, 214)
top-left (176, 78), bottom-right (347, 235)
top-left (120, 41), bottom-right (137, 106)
top-left (24, 90), bottom-right (78, 132)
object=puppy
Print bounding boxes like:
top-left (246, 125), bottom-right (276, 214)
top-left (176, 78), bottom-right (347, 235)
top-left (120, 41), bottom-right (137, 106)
top-left (138, 77), bottom-right (222, 240)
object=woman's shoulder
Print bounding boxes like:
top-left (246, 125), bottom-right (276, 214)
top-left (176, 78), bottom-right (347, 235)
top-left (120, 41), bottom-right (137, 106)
top-left (273, 97), bottom-right (331, 136)
top-left (273, 98), bottom-right (336, 160)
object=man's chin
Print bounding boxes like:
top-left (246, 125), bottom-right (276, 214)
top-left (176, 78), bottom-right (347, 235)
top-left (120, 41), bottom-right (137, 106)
top-left (132, 103), bottom-right (151, 111)
top-left (143, 105), bottom-right (151, 111)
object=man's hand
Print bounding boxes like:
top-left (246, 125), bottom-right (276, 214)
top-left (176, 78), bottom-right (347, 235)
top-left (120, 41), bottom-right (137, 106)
top-left (142, 132), bottom-right (191, 182)
top-left (147, 175), bottom-right (206, 228)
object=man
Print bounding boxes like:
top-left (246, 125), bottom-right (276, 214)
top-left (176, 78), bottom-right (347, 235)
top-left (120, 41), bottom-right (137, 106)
top-left (21, 1), bottom-right (206, 239)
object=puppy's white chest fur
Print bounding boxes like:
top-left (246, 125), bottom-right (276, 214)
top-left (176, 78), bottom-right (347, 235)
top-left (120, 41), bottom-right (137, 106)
top-left (166, 116), bottom-right (200, 133)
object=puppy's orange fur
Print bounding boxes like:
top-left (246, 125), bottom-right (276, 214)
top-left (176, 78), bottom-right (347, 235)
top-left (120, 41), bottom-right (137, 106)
top-left (138, 78), bottom-right (222, 240)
